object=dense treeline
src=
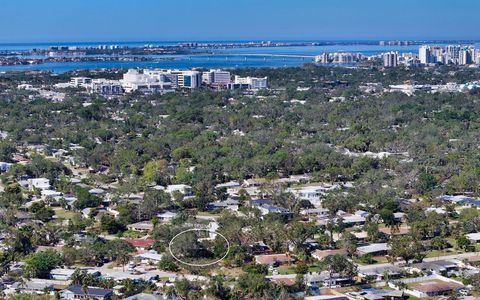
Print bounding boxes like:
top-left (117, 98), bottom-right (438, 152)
top-left (1, 65), bottom-right (480, 198)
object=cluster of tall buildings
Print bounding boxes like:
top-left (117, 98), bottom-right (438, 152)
top-left (121, 69), bottom-right (267, 93)
top-left (314, 52), bottom-right (364, 64)
top-left (382, 45), bottom-right (480, 68)
top-left (62, 69), bottom-right (268, 96)
top-left (418, 45), bottom-right (478, 65)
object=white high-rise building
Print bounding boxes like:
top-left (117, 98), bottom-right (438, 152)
top-left (168, 70), bottom-right (202, 89)
top-left (383, 52), bottom-right (398, 67)
top-left (419, 46), bottom-right (431, 64)
top-left (446, 45), bottom-right (460, 63)
top-left (315, 53), bottom-right (329, 64)
top-left (459, 48), bottom-right (473, 65)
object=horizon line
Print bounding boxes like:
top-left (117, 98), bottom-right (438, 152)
top-left (1, 38), bottom-right (480, 46)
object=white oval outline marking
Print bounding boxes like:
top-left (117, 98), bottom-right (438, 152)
top-left (168, 228), bottom-right (230, 267)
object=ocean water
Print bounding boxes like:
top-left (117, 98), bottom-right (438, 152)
top-left (1, 41), bottom-right (478, 73)
top-left (0, 55), bottom-right (309, 73)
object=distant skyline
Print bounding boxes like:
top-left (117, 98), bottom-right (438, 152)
top-left (1, 0), bottom-right (480, 43)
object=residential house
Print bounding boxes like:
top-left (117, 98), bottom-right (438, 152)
top-left (440, 195), bottom-right (480, 208)
top-left (352, 231), bottom-right (369, 241)
top-left (410, 260), bottom-right (459, 276)
top-left (50, 268), bottom-right (76, 280)
top-left (392, 277), bottom-right (464, 298)
top-left (258, 204), bottom-right (293, 219)
top-left (305, 272), bottom-right (354, 287)
top-left (289, 186), bottom-right (325, 206)
top-left (378, 226), bottom-right (410, 237)
top-left (125, 239), bottom-right (155, 251)
top-left (166, 184), bottom-right (192, 197)
top-left (254, 254), bottom-right (295, 266)
top-left (89, 188), bottom-right (105, 195)
top-left (41, 189), bottom-right (62, 199)
top-left (207, 199), bottom-right (239, 211)
top-left (340, 214), bottom-right (366, 226)
top-left (251, 199), bottom-right (273, 207)
top-left (125, 293), bottom-right (181, 300)
top-left (358, 265), bottom-right (403, 281)
top-left (157, 211), bottom-right (177, 222)
top-left (215, 181), bottom-right (241, 190)
top-left (135, 251), bottom-right (163, 264)
top-left (357, 243), bottom-right (390, 256)
top-left (304, 296), bottom-right (351, 300)
top-left (466, 232), bottom-right (480, 243)
top-left (300, 208), bottom-right (329, 218)
top-left (8, 280), bottom-right (54, 295)
top-left (362, 289), bottom-right (404, 300)
top-left (312, 249), bottom-right (348, 261)
top-left (28, 178), bottom-right (51, 191)
top-left (127, 221), bottom-right (154, 232)
top-left (60, 285), bottom-right (113, 300)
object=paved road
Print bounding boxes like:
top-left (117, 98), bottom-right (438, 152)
top-left (267, 252), bottom-right (480, 280)
top-left (84, 262), bottom-right (208, 282)
top-left (358, 252), bottom-right (480, 272)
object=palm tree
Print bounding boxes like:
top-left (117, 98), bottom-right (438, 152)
top-left (116, 252), bottom-right (132, 272)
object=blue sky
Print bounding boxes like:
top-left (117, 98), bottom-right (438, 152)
top-left (1, 0), bottom-right (479, 43)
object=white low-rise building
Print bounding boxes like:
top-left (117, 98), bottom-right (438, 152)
top-left (50, 268), bottom-right (76, 281)
top-left (28, 178), bottom-right (51, 191)
top-left (88, 79), bottom-right (123, 96)
top-left (466, 232), bottom-right (480, 243)
top-left (135, 250), bottom-right (163, 264)
top-left (166, 184), bottom-right (192, 196)
top-left (357, 243), bottom-right (390, 256)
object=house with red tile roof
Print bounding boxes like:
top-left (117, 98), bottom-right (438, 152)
top-left (254, 253), bottom-right (294, 266)
top-left (124, 238), bottom-right (155, 250)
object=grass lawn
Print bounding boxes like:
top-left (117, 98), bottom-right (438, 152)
top-left (276, 265), bottom-right (297, 275)
top-left (54, 208), bottom-right (78, 220)
top-left (268, 265), bottom-right (322, 275)
top-left (425, 249), bottom-right (452, 258)
top-left (308, 266), bottom-right (321, 273)
top-left (197, 211), bottom-right (219, 217)
top-left (219, 267), bottom-right (244, 277)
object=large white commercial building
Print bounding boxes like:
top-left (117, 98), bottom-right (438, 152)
top-left (122, 69), bottom-right (203, 91)
top-left (121, 69), bottom-right (173, 93)
top-left (232, 75), bottom-right (268, 90)
top-left (88, 79), bottom-right (123, 96)
top-left (70, 77), bottom-right (92, 87)
top-left (169, 70), bottom-right (202, 89)
top-left (203, 69), bottom-right (232, 86)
